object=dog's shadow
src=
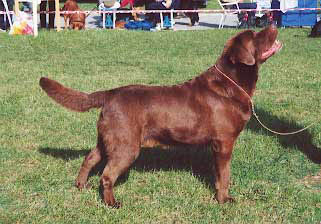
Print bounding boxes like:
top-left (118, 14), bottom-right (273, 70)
top-left (39, 108), bottom-right (320, 189)
top-left (246, 107), bottom-right (321, 164)
top-left (39, 145), bottom-right (214, 188)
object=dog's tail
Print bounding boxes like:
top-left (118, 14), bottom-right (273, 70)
top-left (39, 77), bottom-right (106, 112)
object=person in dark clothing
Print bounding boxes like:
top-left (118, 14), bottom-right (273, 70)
top-left (40, 0), bottom-right (55, 29)
top-left (146, 0), bottom-right (180, 24)
top-left (180, 0), bottom-right (200, 26)
top-left (0, 0), bottom-right (13, 31)
top-left (133, 0), bottom-right (154, 7)
top-left (271, 0), bottom-right (281, 27)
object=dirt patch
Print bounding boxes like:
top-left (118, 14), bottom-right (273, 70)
top-left (301, 171), bottom-right (321, 193)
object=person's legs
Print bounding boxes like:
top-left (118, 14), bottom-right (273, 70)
top-left (191, 0), bottom-right (199, 25)
top-left (40, 1), bottom-right (47, 28)
top-left (171, 0), bottom-right (180, 10)
top-left (236, 3), bottom-right (257, 28)
top-left (0, 1), bottom-right (5, 30)
top-left (238, 3), bottom-right (257, 18)
top-left (48, 0), bottom-right (55, 29)
top-left (146, 1), bottom-right (166, 23)
top-left (181, 0), bottom-right (199, 26)
top-left (271, 0), bottom-right (281, 27)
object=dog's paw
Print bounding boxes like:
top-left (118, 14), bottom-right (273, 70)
top-left (75, 180), bottom-right (90, 190)
top-left (215, 194), bottom-right (235, 204)
top-left (106, 201), bottom-right (122, 209)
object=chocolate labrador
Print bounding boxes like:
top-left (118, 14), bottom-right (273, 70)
top-left (39, 25), bottom-right (282, 208)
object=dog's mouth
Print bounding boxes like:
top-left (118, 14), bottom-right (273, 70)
top-left (262, 40), bottom-right (283, 59)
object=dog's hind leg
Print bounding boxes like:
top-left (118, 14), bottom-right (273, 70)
top-left (75, 146), bottom-right (102, 189)
top-left (100, 144), bottom-right (140, 208)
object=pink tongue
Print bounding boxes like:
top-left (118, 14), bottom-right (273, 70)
top-left (262, 41), bottom-right (281, 58)
top-left (262, 48), bottom-right (274, 58)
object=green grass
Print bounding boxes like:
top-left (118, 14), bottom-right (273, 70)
top-left (206, 0), bottom-right (220, 9)
top-left (0, 28), bottom-right (320, 223)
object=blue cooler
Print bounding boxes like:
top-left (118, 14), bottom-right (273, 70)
top-left (281, 0), bottom-right (318, 27)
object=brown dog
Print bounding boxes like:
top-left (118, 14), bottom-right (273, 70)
top-left (39, 26), bottom-right (282, 208)
top-left (61, 0), bottom-right (85, 30)
top-left (69, 12), bottom-right (86, 30)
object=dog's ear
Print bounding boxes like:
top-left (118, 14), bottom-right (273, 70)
top-left (229, 45), bottom-right (255, 66)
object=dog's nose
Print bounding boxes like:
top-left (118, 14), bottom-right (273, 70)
top-left (269, 24), bottom-right (277, 31)
top-left (266, 24), bottom-right (278, 36)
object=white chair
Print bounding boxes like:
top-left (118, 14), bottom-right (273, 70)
top-left (1, 0), bottom-right (13, 29)
top-left (217, 0), bottom-right (241, 28)
top-left (14, 0), bottom-right (40, 35)
top-left (98, 0), bottom-right (120, 29)
top-left (14, 0), bottom-right (61, 37)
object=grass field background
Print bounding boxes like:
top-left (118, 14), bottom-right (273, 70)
top-left (0, 27), bottom-right (320, 223)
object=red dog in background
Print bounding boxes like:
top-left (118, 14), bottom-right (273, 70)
top-left (61, 0), bottom-right (86, 30)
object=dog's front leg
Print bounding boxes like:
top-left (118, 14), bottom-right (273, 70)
top-left (64, 15), bottom-right (68, 29)
top-left (212, 140), bottom-right (235, 204)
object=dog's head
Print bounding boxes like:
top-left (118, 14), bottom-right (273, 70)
top-left (70, 13), bottom-right (86, 30)
top-left (223, 25), bottom-right (282, 66)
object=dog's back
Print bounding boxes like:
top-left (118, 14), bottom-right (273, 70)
top-left (62, 0), bottom-right (80, 11)
top-left (309, 20), bottom-right (321, 37)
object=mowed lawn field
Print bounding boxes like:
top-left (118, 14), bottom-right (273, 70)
top-left (0, 27), bottom-right (320, 223)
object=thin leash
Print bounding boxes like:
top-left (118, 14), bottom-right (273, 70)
top-left (214, 64), bottom-right (318, 136)
top-left (86, 5), bottom-right (98, 18)
top-left (60, 6), bottom-right (97, 18)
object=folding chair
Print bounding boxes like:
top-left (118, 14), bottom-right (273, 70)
top-left (217, 0), bottom-right (241, 28)
top-left (1, 0), bottom-right (13, 29)
top-left (98, 0), bottom-right (120, 29)
top-left (13, 0), bottom-right (41, 36)
top-left (13, 0), bottom-right (60, 37)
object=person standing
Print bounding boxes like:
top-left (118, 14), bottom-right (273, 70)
top-left (271, 0), bottom-right (281, 27)
top-left (40, 0), bottom-right (55, 29)
top-left (0, 0), bottom-right (13, 31)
